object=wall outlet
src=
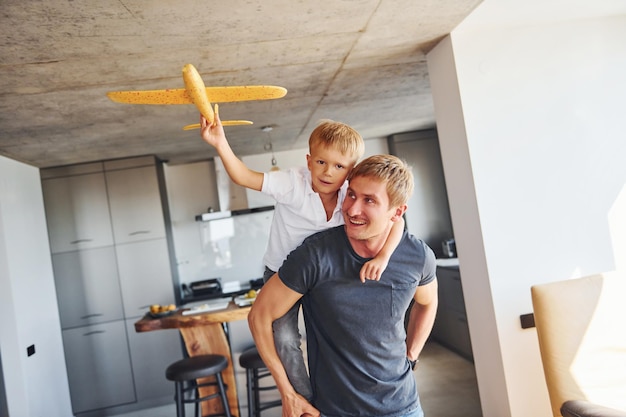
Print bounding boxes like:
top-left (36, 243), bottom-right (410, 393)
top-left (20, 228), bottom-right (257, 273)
top-left (519, 313), bottom-right (535, 329)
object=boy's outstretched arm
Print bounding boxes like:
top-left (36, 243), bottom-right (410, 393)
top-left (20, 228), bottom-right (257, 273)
top-left (359, 217), bottom-right (405, 282)
top-left (200, 112), bottom-right (264, 191)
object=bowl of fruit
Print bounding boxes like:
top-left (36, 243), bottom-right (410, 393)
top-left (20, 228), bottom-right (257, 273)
top-left (148, 303), bottom-right (177, 318)
top-left (234, 289), bottom-right (258, 307)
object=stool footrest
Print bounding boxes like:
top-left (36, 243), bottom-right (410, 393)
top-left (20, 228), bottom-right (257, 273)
top-left (182, 380), bottom-right (229, 404)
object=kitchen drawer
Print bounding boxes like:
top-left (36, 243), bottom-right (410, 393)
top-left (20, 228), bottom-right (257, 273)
top-left (106, 164), bottom-right (166, 244)
top-left (52, 246), bottom-right (123, 329)
top-left (438, 268), bottom-right (466, 315)
top-left (445, 310), bottom-right (473, 360)
top-left (42, 172), bottom-right (114, 253)
top-left (62, 321), bottom-right (135, 413)
top-left (116, 239), bottom-right (175, 318)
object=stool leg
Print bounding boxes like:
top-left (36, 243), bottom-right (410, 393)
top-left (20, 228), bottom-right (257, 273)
top-left (216, 372), bottom-right (232, 417)
top-left (175, 381), bottom-right (186, 417)
top-left (253, 369), bottom-right (261, 417)
top-left (245, 368), bottom-right (255, 417)
top-left (194, 380), bottom-right (199, 417)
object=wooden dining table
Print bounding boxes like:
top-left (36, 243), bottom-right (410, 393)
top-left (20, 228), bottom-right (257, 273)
top-left (135, 301), bottom-right (252, 417)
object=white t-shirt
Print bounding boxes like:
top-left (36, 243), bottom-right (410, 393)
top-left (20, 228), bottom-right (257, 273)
top-left (261, 166), bottom-right (346, 271)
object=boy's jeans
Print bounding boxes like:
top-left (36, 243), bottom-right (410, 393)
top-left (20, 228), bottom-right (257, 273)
top-left (263, 267), bottom-right (313, 400)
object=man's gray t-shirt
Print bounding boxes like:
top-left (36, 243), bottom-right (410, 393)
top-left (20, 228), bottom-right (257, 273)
top-left (278, 226), bottom-right (436, 417)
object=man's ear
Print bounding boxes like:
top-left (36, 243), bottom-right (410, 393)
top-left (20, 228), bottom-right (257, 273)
top-left (391, 204), bottom-right (407, 221)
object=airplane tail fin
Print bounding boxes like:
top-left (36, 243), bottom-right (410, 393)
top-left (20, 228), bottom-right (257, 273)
top-left (183, 120), bottom-right (253, 130)
top-left (183, 103), bottom-right (253, 130)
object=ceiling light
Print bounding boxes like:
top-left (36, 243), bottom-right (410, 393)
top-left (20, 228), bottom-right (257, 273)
top-left (262, 126), bottom-right (280, 171)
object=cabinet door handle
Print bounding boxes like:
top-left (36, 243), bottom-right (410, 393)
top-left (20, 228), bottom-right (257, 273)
top-left (128, 230), bottom-right (150, 236)
top-left (83, 330), bottom-right (106, 336)
top-left (80, 313), bottom-right (103, 319)
top-left (70, 238), bottom-right (94, 244)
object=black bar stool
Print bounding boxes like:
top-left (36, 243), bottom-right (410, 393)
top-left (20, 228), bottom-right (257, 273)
top-left (238, 346), bottom-right (282, 417)
top-left (166, 354), bottom-right (232, 417)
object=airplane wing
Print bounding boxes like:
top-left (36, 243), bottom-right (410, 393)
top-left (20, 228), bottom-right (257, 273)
top-left (107, 86), bottom-right (287, 105)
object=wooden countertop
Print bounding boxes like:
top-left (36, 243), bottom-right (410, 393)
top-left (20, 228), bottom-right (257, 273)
top-left (134, 301), bottom-right (252, 332)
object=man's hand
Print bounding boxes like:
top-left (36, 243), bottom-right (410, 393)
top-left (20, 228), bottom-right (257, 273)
top-left (280, 391), bottom-right (320, 417)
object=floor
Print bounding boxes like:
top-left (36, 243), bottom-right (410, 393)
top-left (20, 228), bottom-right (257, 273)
top-left (119, 341), bottom-right (482, 417)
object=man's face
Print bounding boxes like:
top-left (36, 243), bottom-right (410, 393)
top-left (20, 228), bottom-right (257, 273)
top-left (306, 144), bottom-right (355, 195)
top-left (342, 175), bottom-right (403, 244)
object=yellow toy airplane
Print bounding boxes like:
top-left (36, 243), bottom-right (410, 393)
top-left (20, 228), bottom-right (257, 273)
top-left (106, 64), bottom-right (287, 130)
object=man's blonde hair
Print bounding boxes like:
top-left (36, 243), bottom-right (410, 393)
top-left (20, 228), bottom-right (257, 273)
top-left (347, 154), bottom-right (414, 208)
top-left (309, 120), bottom-right (364, 163)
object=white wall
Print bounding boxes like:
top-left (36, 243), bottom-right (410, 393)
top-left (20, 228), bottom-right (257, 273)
top-left (0, 155), bottom-right (72, 417)
top-left (428, 2), bottom-right (626, 416)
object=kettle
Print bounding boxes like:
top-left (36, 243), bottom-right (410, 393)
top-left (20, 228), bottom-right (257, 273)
top-left (441, 239), bottom-right (456, 258)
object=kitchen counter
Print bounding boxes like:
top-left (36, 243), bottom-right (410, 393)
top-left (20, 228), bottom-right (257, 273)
top-left (436, 257), bottom-right (459, 269)
top-left (432, 258), bottom-right (473, 361)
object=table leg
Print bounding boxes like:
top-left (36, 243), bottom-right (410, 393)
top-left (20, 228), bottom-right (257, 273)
top-left (180, 324), bottom-right (239, 417)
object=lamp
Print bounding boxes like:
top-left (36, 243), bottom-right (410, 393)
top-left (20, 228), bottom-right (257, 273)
top-left (262, 126), bottom-right (280, 172)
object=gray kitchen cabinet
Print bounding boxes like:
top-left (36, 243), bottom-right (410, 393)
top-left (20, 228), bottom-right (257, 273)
top-left (116, 238), bottom-right (176, 319)
top-left (431, 266), bottom-right (474, 361)
top-left (41, 169), bottom-right (114, 254)
top-left (41, 156), bottom-right (180, 415)
top-left (52, 246), bottom-right (123, 329)
top-left (125, 318), bottom-right (182, 401)
top-left (105, 163), bottom-right (166, 245)
top-left (62, 321), bottom-right (136, 414)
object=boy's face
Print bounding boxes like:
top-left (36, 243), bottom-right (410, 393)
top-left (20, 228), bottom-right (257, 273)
top-left (306, 143), bottom-right (356, 195)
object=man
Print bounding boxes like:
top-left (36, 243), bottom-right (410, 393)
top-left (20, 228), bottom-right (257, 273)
top-left (249, 154), bottom-right (438, 417)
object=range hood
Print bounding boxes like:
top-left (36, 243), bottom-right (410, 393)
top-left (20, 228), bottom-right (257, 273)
top-left (195, 205), bottom-right (274, 222)
top-left (195, 157), bottom-right (274, 222)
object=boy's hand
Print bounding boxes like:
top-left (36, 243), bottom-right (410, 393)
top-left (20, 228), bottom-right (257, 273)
top-left (200, 109), bottom-right (226, 148)
top-left (359, 258), bottom-right (388, 283)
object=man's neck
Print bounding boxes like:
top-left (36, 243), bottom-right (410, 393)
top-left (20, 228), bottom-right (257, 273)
top-left (347, 231), bottom-right (388, 259)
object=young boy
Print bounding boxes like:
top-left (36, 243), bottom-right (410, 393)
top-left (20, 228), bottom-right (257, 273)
top-left (200, 111), bottom-right (404, 400)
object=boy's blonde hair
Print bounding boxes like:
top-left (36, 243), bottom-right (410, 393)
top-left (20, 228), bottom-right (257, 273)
top-left (347, 154), bottom-right (414, 208)
top-left (309, 120), bottom-right (364, 163)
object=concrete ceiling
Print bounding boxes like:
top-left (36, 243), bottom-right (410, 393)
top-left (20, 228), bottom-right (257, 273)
top-left (0, 0), bottom-right (480, 168)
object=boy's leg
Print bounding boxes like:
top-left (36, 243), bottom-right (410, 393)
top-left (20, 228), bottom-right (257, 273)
top-left (263, 267), bottom-right (312, 400)
top-left (262, 266), bottom-right (276, 283)
top-left (272, 302), bottom-right (313, 400)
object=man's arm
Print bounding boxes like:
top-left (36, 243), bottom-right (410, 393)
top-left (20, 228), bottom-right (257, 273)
top-left (248, 274), bottom-right (320, 417)
top-left (406, 278), bottom-right (438, 362)
top-left (200, 112), bottom-right (264, 191)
